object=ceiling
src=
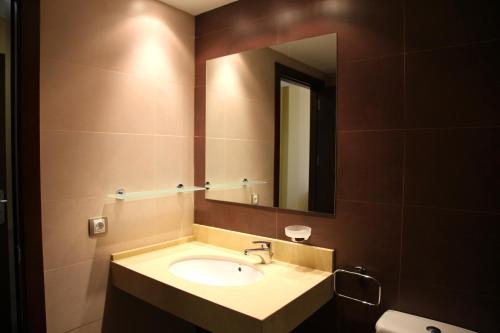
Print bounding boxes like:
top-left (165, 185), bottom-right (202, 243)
top-left (158, 0), bottom-right (238, 15)
top-left (270, 34), bottom-right (338, 74)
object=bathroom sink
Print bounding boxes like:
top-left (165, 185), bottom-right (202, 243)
top-left (169, 256), bottom-right (263, 286)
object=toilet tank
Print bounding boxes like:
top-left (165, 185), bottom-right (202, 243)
top-left (376, 310), bottom-right (477, 333)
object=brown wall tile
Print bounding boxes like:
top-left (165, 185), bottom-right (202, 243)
top-left (405, 128), bottom-right (500, 212)
top-left (196, 16), bottom-right (277, 61)
top-left (337, 131), bottom-right (404, 204)
top-left (338, 56), bottom-right (404, 130)
top-left (405, 0), bottom-right (500, 52)
top-left (196, 0), bottom-right (276, 37)
top-left (276, 0), bottom-right (403, 62)
top-left (194, 137), bottom-right (205, 186)
top-left (195, 60), bottom-right (206, 87)
top-left (399, 280), bottom-right (500, 333)
top-left (405, 41), bottom-right (500, 128)
top-left (194, 87), bottom-right (206, 137)
top-left (277, 201), bottom-right (401, 280)
top-left (402, 206), bottom-right (500, 296)
top-left (195, 194), bottom-right (277, 238)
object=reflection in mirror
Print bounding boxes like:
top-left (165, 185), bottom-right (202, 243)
top-left (205, 33), bottom-right (337, 215)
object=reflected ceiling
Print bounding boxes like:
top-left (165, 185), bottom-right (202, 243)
top-left (158, 0), bottom-right (238, 15)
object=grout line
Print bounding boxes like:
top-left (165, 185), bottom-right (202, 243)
top-left (40, 128), bottom-right (195, 138)
top-left (398, 0), bottom-right (408, 306)
top-left (44, 257), bottom-right (108, 274)
top-left (404, 204), bottom-right (500, 216)
top-left (404, 38), bottom-right (500, 55)
top-left (405, 126), bottom-right (500, 131)
top-left (337, 125), bottom-right (500, 133)
top-left (204, 87), bottom-right (275, 104)
top-left (63, 318), bottom-right (102, 333)
top-left (336, 198), bottom-right (402, 208)
top-left (204, 137), bottom-right (274, 143)
top-left (41, 194), bottom-right (104, 204)
top-left (40, 56), bottom-right (195, 88)
top-left (340, 52), bottom-right (405, 65)
top-left (337, 129), bottom-right (404, 133)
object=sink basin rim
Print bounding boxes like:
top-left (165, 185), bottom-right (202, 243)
top-left (168, 255), bottom-right (263, 287)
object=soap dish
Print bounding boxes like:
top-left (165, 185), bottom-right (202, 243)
top-left (285, 225), bottom-right (311, 243)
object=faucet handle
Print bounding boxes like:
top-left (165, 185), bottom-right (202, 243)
top-left (252, 240), bottom-right (271, 248)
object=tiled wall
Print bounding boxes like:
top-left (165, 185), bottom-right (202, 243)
top-left (194, 0), bottom-right (500, 332)
top-left (40, 0), bottom-right (195, 332)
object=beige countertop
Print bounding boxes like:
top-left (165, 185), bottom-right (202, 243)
top-left (111, 225), bottom-right (334, 332)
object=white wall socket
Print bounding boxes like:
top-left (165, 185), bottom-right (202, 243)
top-left (251, 193), bottom-right (259, 205)
top-left (88, 217), bottom-right (108, 237)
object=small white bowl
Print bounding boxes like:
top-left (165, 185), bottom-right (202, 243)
top-left (285, 225), bottom-right (311, 242)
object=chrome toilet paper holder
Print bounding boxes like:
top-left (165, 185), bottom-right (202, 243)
top-left (332, 266), bottom-right (382, 306)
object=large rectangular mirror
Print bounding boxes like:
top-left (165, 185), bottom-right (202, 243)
top-left (205, 33), bottom-right (337, 215)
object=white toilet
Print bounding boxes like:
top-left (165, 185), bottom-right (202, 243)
top-left (376, 310), bottom-right (477, 333)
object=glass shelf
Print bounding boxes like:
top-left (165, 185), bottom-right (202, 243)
top-left (109, 185), bottom-right (206, 201)
top-left (205, 179), bottom-right (267, 191)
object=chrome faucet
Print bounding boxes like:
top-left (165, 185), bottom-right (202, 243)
top-left (244, 241), bottom-right (273, 264)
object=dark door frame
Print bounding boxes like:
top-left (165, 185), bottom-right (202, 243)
top-left (10, 0), bottom-right (46, 332)
top-left (273, 63), bottom-right (324, 209)
top-left (0, 51), bottom-right (13, 333)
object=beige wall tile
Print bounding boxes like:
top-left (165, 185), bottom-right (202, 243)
top-left (40, 59), bottom-right (156, 134)
top-left (155, 83), bottom-right (194, 137)
top-left (154, 194), bottom-right (194, 237)
top-left (154, 135), bottom-right (193, 189)
top-left (205, 90), bottom-right (226, 138)
top-left (205, 138), bottom-right (226, 184)
top-left (40, 131), bottom-right (156, 201)
top-left (41, 2), bottom-right (132, 71)
top-left (223, 95), bottom-right (274, 141)
top-left (67, 320), bottom-right (102, 333)
top-left (204, 139), bottom-right (275, 206)
top-left (225, 139), bottom-right (274, 184)
top-left (218, 183), bottom-right (274, 207)
top-left (41, 0), bottom-right (194, 86)
top-left (131, 0), bottom-right (195, 37)
top-left (42, 197), bottom-right (102, 270)
top-left (44, 259), bottom-right (109, 333)
top-left (42, 195), bottom-right (194, 270)
top-left (206, 50), bottom-right (274, 103)
top-left (97, 195), bottom-right (193, 257)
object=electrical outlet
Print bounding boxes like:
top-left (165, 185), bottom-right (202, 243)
top-left (88, 217), bottom-right (108, 237)
top-left (251, 193), bottom-right (259, 205)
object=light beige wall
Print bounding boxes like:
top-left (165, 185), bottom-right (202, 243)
top-left (205, 47), bottom-right (325, 207)
top-left (40, 0), bottom-right (194, 332)
top-left (280, 84), bottom-right (311, 211)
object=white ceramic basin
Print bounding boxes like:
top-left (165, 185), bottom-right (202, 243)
top-left (169, 256), bottom-right (263, 286)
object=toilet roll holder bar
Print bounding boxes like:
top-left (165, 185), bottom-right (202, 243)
top-left (332, 266), bottom-right (382, 306)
